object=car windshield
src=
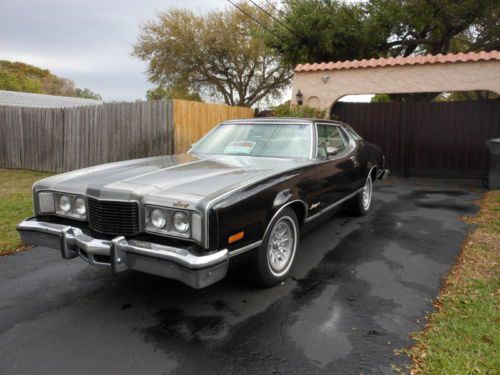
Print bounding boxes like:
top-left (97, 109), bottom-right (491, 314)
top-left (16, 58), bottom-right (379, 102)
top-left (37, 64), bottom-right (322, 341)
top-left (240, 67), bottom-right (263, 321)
top-left (191, 123), bottom-right (312, 159)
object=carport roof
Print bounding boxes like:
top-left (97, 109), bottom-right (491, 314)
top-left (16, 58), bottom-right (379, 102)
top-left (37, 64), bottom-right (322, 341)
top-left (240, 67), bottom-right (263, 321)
top-left (295, 50), bottom-right (500, 72)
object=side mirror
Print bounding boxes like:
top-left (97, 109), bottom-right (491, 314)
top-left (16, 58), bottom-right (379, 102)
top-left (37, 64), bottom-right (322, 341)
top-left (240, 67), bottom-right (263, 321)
top-left (326, 146), bottom-right (339, 156)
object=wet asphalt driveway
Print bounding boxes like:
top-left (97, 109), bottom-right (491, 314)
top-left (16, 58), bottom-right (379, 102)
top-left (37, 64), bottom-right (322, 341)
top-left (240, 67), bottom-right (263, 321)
top-left (0, 179), bottom-right (482, 375)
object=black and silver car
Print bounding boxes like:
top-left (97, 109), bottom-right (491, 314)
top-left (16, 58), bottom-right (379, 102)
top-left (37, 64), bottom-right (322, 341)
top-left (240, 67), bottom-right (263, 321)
top-left (17, 118), bottom-right (387, 288)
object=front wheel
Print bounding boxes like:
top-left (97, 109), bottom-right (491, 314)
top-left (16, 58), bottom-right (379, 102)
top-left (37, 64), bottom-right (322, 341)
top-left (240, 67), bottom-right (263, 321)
top-left (252, 208), bottom-right (299, 287)
top-left (346, 174), bottom-right (373, 216)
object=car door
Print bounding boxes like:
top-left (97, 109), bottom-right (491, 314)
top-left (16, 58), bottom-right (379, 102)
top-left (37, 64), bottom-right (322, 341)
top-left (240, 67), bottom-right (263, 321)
top-left (316, 123), bottom-right (362, 209)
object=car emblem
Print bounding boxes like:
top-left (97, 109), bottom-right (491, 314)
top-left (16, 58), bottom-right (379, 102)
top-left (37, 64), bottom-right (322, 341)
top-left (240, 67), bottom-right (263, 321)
top-left (173, 201), bottom-right (189, 209)
top-left (310, 202), bottom-right (320, 210)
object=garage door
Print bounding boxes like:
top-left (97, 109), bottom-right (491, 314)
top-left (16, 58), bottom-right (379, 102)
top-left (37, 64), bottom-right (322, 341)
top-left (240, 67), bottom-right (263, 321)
top-left (332, 99), bottom-right (500, 178)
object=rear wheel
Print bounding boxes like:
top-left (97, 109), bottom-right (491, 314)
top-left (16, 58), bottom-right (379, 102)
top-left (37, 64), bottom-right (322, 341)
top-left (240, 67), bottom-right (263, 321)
top-left (252, 208), bottom-right (299, 287)
top-left (346, 174), bottom-right (373, 216)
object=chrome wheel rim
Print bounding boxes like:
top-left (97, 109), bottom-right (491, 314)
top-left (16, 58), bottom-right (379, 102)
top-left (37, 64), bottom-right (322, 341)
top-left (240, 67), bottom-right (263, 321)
top-left (362, 176), bottom-right (372, 210)
top-left (267, 217), bottom-right (296, 276)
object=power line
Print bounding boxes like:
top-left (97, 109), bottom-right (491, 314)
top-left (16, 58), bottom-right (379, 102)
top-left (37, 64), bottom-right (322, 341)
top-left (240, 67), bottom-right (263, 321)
top-left (225, 0), bottom-right (289, 43)
top-left (248, 0), bottom-right (304, 40)
top-left (261, 0), bottom-right (302, 35)
top-left (261, 0), bottom-right (288, 20)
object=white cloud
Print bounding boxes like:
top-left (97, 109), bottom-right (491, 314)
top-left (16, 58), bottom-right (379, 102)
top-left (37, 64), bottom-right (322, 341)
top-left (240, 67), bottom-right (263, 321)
top-left (0, 0), bottom-right (228, 101)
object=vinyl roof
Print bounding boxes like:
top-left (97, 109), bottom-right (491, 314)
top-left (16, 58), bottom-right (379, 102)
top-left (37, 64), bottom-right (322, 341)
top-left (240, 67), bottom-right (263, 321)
top-left (222, 117), bottom-right (343, 125)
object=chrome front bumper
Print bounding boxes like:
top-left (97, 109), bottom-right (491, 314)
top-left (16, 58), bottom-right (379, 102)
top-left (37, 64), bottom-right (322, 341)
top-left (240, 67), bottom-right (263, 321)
top-left (17, 218), bottom-right (229, 289)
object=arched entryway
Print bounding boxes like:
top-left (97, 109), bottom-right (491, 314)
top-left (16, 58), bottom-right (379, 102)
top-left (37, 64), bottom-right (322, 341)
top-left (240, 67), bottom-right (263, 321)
top-left (291, 51), bottom-right (500, 179)
top-left (291, 51), bottom-right (500, 111)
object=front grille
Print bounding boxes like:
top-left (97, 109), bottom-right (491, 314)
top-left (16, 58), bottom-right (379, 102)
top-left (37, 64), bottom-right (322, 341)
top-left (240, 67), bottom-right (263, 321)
top-left (88, 198), bottom-right (140, 236)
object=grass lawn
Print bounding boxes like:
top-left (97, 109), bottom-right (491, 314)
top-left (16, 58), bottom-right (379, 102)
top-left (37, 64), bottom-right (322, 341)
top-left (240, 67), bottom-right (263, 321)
top-left (408, 190), bottom-right (500, 374)
top-left (0, 169), bottom-right (52, 254)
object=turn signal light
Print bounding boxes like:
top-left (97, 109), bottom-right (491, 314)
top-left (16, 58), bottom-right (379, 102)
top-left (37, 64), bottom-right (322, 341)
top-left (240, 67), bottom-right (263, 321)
top-left (228, 231), bottom-right (244, 244)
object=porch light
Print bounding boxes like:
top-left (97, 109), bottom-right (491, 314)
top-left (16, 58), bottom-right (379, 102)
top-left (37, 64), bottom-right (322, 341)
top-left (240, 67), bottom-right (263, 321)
top-left (296, 90), bottom-right (303, 105)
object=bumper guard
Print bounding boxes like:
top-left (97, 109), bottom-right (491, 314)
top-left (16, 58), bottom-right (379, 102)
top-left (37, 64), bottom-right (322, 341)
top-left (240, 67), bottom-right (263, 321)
top-left (17, 218), bottom-right (228, 289)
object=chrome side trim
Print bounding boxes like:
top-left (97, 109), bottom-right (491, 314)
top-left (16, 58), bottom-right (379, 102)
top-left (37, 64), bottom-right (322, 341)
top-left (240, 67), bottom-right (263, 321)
top-left (262, 199), bottom-right (308, 242)
top-left (309, 121), bottom-right (315, 160)
top-left (228, 241), bottom-right (262, 258)
top-left (304, 187), bottom-right (364, 223)
top-left (304, 165), bottom-right (379, 223)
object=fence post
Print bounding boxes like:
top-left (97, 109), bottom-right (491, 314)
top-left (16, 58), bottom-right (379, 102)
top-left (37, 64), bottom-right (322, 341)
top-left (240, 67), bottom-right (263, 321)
top-left (166, 99), bottom-right (174, 155)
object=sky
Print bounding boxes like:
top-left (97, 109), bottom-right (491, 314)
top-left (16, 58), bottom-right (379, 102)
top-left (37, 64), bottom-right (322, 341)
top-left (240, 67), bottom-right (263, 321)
top-left (1, 0), bottom-right (370, 104)
top-left (1, 0), bottom-right (228, 101)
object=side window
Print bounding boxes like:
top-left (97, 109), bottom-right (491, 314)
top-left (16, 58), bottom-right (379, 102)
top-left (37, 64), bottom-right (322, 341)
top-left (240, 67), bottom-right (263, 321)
top-left (317, 125), bottom-right (348, 159)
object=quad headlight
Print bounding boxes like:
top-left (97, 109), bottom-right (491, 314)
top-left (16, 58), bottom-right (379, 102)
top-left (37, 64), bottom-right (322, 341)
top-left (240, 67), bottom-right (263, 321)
top-left (145, 206), bottom-right (200, 241)
top-left (173, 211), bottom-right (190, 233)
top-left (59, 195), bottom-right (72, 213)
top-left (150, 208), bottom-right (167, 229)
top-left (55, 193), bottom-right (87, 219)
top-left (36, 191), bottom-right (87, 220)
top-left (74, 197), bottom-right (87, 216)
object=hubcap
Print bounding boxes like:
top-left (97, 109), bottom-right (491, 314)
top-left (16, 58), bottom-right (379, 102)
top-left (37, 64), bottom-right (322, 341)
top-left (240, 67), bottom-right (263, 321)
top-left (362, 176), bottom-right (372, 210)
top-left (267, 217), bottom-right (296, 276)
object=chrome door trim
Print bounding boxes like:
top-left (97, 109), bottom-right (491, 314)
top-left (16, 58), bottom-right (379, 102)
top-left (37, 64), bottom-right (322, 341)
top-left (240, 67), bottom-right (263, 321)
top-left (228, 241), bottom-right (263, 258)
top-left (304, 187), bottom-right (363, 223)
top-left (304, 164), bottom-right (378, 223)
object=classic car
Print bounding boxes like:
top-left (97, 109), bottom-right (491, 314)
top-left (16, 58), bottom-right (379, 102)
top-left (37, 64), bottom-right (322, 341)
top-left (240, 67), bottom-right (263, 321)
top-left (17, 118), bottom-right (387, 289)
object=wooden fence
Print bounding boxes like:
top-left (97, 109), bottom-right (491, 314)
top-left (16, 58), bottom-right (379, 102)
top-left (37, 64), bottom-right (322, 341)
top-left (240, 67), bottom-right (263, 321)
top-left (173, 99), bottom-right (254, 153)
top-left (0, 99), bottom-right (253, 173)
top-left (333, 99), bottom-right (500, 178)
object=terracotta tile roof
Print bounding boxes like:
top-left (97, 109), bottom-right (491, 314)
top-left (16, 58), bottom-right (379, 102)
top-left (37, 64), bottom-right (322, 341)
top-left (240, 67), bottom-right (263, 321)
top-left (295, 50), bottom-right (500, 72)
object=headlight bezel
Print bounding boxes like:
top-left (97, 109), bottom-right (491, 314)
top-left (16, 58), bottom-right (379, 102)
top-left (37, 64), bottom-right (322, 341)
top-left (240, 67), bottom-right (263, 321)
top-left (36, 191), bottom-right (87, 220)
top-left (145, 205), bottom-right (200, 241)
top-left (54, 193), bottom-right (87, 220)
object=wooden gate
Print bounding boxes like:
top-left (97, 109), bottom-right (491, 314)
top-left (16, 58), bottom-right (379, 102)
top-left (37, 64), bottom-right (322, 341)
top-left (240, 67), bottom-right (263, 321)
top-left (332, 99), bottom-right (500, 178)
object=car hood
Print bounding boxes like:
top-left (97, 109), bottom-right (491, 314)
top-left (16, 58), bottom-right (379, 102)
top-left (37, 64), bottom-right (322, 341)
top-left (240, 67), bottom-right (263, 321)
top-left (35, 153), bottom-right (311, 209)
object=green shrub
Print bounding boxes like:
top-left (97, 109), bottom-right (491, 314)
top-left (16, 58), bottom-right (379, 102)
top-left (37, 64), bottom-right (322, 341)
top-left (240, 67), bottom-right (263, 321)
top-left (271, 103), bottom-right (326, 119)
